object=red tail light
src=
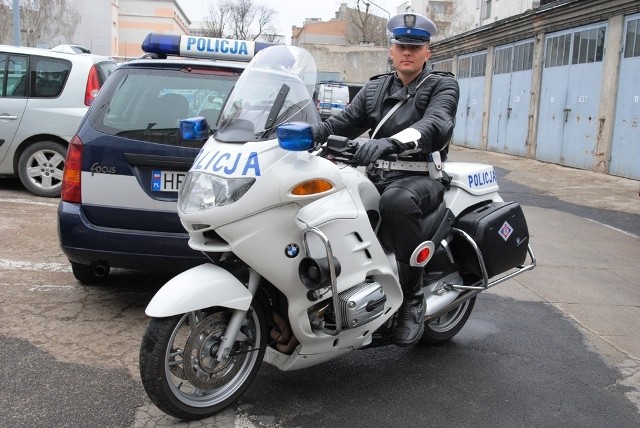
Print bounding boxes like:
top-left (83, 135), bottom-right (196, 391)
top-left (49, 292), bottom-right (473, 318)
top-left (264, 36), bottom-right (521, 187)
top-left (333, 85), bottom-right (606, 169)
top-left (85, 65), bottom-right (100, 106)
top-left (61, 135), bottom-right (83, 203)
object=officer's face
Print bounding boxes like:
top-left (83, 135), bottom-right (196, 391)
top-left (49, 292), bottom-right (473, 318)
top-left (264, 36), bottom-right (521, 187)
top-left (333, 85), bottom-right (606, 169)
top-left (390, 43), bottom-right (431, 79)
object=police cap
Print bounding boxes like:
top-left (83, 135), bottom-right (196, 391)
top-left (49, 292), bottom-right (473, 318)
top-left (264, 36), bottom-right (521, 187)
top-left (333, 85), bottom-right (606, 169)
top-left (387, 13), bottom-right (437, 45)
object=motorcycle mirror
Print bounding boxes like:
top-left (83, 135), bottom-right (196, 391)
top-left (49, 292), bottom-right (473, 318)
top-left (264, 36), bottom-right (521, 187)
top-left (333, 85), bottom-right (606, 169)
top-left (277, 122), bottom-right (314, 151)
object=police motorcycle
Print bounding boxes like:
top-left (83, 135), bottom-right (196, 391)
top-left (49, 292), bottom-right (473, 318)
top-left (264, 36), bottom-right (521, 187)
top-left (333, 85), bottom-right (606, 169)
top-left (139, 44), bottom-right (536, 420)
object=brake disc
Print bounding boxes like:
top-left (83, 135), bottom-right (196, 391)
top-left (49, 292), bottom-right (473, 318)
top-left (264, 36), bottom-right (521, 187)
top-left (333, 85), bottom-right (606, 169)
top-left (183, 312), bottom-right (248, 390)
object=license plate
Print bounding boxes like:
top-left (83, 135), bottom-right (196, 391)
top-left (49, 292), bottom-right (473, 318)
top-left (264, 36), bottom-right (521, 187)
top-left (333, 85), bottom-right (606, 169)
top-left (151, 170), bottom-right (186, 192)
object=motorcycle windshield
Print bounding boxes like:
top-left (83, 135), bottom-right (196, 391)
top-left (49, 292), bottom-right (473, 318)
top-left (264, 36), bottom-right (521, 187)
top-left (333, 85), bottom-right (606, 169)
top-left (216, 45), bottom-right (320, 143)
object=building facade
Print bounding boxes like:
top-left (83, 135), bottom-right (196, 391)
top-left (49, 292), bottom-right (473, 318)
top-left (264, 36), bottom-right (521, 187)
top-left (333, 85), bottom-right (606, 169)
top-left (117, 0), bottom-right (190, 59)
top-left (292, 3), bottom-right (387, 47)
top-left (431, 0), bottom-right (640, 179)
top-left (25, 0), bottom-right (190, 59)
top-left (396, 0), bottom-right (541, 39)
top-left (291, 3), bottom-right (389, 84)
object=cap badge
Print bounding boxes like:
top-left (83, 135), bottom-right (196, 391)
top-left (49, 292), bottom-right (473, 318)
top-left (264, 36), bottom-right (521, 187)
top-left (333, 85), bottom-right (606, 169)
top-left (404, 14), bottom-right (416, 28)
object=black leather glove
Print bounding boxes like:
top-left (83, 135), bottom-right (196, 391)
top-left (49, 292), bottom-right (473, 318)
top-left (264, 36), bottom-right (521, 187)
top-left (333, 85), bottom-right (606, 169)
top-left (310, 123), bottom-right (326, 143)
top-left (353, 138), bottom-right (398, 166)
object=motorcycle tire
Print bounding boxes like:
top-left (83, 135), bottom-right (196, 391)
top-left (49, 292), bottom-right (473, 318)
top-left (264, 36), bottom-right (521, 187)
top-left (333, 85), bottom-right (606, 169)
top-left (139, 304), bottom-right (267, 420)
top-left (420, 296), bottom-right (476, 345)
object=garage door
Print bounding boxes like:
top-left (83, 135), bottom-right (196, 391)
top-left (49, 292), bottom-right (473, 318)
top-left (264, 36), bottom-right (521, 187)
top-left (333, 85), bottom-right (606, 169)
top-left (609, 14), bottom-right (640, 179)
top-left (452, 51), bottom-right (487, 149)
top-left (487, 40), bottom-right (534, 156)
top-left (536, 23), bottom-right (607, 169)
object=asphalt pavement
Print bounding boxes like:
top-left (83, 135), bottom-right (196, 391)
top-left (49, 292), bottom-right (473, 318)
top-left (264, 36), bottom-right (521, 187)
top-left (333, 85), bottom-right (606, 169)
top-left (448, 145), bottom-right (640, 236)
top-left (0, 145), bottom-right (639, 427)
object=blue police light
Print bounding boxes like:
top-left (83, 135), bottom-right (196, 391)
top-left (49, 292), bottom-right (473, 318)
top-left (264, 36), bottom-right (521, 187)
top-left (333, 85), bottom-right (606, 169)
top-left (277, 122), bottom-right (315, 151)
top-left (141, 34), bottom-right (181, 56)
top-left (180, 117), bottom-right (209, 140)
top-left (141, 33), bottom-right (276, 61)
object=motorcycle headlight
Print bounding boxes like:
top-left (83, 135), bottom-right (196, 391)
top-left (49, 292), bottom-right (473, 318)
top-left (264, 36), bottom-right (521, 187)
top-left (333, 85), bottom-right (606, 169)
top-left (178, 171), bottom-right (255, 213)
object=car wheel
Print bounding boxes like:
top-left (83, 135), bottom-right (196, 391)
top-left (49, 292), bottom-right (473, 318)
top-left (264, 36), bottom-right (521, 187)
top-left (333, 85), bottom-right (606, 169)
top-left (71, 261), bottom-right (110, 284)
top-left (17, 141), bottom-right (66, 197)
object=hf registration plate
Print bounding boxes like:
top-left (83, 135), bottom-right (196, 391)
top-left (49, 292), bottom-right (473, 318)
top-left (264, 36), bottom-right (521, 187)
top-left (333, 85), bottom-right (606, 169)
top-left (152, 170), bottom-right (186, 192)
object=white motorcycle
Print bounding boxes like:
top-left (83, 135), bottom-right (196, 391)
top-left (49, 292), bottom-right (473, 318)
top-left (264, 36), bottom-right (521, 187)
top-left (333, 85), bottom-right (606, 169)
top-left (139, 45), bottom-right (536, 420)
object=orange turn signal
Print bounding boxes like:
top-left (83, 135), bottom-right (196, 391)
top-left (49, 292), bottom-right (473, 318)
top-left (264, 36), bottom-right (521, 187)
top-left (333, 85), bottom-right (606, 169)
top-left (290, 179), bottom-right (334, 196)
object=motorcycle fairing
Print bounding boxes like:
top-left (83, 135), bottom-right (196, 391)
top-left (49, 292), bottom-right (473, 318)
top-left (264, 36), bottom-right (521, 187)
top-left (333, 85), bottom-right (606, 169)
top-left (445, 162), bottom-right (499, 195)
top-left (215, 193), bottom-right (403, 358)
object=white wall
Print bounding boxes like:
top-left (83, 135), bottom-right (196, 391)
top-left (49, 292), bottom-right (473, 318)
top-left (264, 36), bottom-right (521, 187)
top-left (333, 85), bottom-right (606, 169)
top-left (49, 0), bottom-right (114, 55)
top-left (398, 0), bottom-right (539, 33)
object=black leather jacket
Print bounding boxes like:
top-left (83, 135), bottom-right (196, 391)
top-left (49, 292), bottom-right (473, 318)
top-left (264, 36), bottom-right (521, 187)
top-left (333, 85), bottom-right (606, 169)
top-left (312, 68), bottom-right (459, 161)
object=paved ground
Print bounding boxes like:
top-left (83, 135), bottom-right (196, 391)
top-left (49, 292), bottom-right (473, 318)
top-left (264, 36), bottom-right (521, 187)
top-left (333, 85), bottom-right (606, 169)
top-left (0, 145), bottom-right (639, 427)
top-left (449, 145), bottom-right (640, 233)
top-left (452, 145), bottom-right (640, 416)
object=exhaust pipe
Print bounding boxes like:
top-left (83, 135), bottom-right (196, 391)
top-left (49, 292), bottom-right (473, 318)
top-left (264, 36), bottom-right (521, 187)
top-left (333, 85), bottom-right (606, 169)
top-left (424, 289), bottom-right (480, 323)
top-left (425, 245), bottom-right (537, 322)
top-left (92, 262), bottom-right (109, 278)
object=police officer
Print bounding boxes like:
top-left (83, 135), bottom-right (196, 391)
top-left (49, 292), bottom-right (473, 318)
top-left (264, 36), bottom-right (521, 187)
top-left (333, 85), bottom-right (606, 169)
top-left (311, 13), bottom-right (460, 346)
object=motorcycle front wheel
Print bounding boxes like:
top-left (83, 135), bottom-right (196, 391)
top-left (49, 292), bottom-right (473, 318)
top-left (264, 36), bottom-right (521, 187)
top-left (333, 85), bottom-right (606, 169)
top-left (420, 296), bottom-right (476, 345)
top-left (139, 304), bottom-right (267, 420)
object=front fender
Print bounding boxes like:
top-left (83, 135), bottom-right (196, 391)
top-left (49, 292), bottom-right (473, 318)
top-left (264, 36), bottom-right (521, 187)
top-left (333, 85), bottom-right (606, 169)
top-left (145, 264), bottom-right (252, 317)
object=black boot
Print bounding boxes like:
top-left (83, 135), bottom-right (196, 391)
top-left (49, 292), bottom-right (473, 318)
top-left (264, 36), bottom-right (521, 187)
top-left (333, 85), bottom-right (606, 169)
top-left (394, 262), bottom-right (425, 347)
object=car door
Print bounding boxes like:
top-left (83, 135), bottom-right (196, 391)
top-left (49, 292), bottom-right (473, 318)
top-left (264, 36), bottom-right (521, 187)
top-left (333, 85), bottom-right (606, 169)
top-left (0, 53), bottom-right (29, 165)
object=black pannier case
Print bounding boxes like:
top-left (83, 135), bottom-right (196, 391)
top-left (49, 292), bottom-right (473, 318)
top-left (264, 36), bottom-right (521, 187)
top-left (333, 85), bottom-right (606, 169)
top-left (452, 201), bottom-right (529, 278)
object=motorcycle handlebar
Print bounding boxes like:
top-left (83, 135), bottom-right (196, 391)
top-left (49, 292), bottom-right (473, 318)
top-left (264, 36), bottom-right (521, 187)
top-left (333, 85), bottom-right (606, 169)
top-left (323, 135), bottom-right (398, 165)
top-left (321, 135), bottom-right (358, 165)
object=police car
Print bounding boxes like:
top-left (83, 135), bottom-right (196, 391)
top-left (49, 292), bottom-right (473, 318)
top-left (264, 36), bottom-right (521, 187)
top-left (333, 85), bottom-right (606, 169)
top-left (57, 34), bottom-right (274, 283)
top-left (312, 81), bottom-right (350, 120)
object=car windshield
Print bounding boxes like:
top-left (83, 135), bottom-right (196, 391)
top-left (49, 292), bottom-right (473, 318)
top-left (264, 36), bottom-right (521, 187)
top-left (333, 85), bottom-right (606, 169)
top-left (216, 45), bottom-right (320, 143)
top-left (90, 67), bottom-right (239, 148)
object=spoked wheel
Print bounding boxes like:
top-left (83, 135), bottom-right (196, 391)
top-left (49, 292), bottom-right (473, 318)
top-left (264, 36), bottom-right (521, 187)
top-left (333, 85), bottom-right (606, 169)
top-left (420, 296), bottom-right (476, 345)
top-left (139, 305), bottom-right (267, 420)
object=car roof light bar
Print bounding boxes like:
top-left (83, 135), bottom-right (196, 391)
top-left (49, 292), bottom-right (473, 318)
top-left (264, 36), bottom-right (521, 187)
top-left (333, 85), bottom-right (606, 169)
top-left (141, 33), bottom-right (276, 62)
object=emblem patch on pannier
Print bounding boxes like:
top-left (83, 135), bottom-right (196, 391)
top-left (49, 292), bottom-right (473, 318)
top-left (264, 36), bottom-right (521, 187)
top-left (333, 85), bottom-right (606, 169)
top-left (499, 221), bottom-right (514, 241)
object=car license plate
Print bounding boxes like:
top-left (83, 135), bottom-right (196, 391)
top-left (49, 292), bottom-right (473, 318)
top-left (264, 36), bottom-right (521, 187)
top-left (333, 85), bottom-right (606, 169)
top-left (151, 170), bottom-right (186, 192)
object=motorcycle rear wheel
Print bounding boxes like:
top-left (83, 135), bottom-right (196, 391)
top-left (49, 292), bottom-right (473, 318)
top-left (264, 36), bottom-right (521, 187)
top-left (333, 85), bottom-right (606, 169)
top-left (139, 305), bottom-right (267, 420)
top-left (420, 296), bottom-right (476, 345)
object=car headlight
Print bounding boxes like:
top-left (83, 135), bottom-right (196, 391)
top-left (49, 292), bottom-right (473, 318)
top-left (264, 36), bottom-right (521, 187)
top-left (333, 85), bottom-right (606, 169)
top-left (178, 171), bottom-right (255, 213)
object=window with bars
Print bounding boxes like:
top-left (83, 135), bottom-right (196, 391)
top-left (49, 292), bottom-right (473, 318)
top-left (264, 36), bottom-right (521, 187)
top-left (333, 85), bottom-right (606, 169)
top-left (572, 26), bottom-right (606, 64)
top-left (458, 53), bottom-right (487, 79)
top-left (458, 57), bottom-right (471, 78)
top-left (624, 17), bottom-right (640, 58)
top-left (545, 26), bottom-right (606, 68)
top-left (545, 34), bottom-right (572, 68)
top-left (432, 59), bottom-right (453, 73)
top-left (513, 42), bottom-right (534, 71)
top-left (494, 47), bottom-right (513, 74)
top-left (471, 53), bottom-right (487, 77)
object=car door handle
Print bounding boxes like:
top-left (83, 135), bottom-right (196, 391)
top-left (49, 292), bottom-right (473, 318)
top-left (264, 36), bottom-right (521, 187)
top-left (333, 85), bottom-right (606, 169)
top-left (0, 114), bottom-right (19, 120)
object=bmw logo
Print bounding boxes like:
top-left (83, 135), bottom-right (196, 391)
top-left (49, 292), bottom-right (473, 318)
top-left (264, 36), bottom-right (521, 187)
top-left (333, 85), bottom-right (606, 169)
top-left (284, 243), bottom-right (300, 258)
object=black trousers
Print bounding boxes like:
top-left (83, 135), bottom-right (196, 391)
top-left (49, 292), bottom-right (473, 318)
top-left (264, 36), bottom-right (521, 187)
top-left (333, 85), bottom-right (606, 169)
top-left (374, 174), bottom-right (445, 264)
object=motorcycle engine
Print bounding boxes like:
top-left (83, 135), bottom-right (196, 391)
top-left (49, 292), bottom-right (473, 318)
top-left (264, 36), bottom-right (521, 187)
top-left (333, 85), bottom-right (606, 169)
top-left (338, 281), bottom-right (386, 328)
top-left (308, 281), bottom-right (386, 331)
